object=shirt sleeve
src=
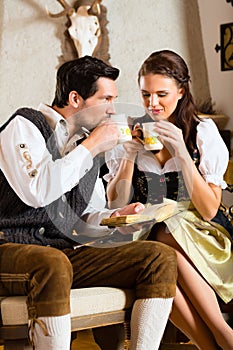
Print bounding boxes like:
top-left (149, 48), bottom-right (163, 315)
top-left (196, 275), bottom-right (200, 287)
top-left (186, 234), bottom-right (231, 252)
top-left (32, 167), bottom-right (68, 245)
top-left (197, 119), bottom-right (229, 188)
top-left (0, 115), bottom-right (94, 207)
top-left (84, 207), bottom-right (116, 226)
top-left (81, 177), bottom-right (117, 225)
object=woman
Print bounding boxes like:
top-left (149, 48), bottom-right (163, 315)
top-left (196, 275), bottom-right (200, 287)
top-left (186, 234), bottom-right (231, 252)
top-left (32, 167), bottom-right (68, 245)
top-left (105, 50), bottom-right (233, 350)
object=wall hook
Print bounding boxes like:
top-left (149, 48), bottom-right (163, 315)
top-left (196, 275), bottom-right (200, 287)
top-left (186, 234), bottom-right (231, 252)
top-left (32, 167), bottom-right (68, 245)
top-left (215, 44), bottom-right (221, 53)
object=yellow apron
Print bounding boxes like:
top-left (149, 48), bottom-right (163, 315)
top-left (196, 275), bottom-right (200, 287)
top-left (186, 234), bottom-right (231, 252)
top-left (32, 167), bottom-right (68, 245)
top-left (164, 201), bottom-right (233, 303)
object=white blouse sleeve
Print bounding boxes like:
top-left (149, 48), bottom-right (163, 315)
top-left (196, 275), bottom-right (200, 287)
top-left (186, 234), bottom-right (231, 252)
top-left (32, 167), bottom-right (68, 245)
top-left (197, 119), bottom-right (229, 189)
top-left (104, 144), bottom-right (126, 182)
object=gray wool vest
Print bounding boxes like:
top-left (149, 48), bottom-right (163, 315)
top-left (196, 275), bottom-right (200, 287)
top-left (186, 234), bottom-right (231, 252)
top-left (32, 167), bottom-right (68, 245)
top-left (0, 108), bottom-right (100, 249)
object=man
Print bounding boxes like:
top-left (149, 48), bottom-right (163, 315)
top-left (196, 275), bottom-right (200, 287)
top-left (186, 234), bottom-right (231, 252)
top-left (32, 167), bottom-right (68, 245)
top-left (0, 56), bottom-right (177, 350)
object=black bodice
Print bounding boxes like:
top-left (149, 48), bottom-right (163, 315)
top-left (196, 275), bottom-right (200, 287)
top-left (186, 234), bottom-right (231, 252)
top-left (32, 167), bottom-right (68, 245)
top-left (131, 165), bottom-right (190, 205)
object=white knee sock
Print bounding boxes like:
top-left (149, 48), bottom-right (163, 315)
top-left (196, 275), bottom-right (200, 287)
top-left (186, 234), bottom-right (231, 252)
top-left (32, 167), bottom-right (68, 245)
top-left (32, 314), bottom-right (71, 350)
top-left (130, 298), bottom-right (173, 350)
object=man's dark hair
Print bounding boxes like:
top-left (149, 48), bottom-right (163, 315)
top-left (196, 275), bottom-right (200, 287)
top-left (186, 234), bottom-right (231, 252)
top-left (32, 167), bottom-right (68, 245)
top-left (52, 56), bottom-right (120, 108)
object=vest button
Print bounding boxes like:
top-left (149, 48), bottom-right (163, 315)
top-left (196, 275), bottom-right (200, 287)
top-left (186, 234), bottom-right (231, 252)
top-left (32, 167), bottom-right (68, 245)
top-left (39, 227), bottom-right (45, 235)
top-left (62, 194), bottom-right (67, 202)
top-left (72, 229), bottom-right (78, 236)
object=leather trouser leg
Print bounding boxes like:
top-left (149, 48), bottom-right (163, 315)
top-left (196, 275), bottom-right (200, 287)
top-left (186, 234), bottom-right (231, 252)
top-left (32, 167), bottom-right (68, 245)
top-left (0, 243), bottom-right (73, 318)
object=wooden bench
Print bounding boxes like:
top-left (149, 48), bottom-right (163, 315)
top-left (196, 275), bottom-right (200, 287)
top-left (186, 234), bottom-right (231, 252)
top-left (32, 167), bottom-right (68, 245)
top-left (1, 152), bottom-right (231, 350)
top-left (0, 287), bottom-right (135, 350)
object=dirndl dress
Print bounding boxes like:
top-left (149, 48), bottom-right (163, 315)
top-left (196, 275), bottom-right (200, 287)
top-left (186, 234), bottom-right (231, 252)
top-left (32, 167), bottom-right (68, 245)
top-left (131, 166), bottom-right (233, 303)
top-left (164, 201), bottom-right (233, 303)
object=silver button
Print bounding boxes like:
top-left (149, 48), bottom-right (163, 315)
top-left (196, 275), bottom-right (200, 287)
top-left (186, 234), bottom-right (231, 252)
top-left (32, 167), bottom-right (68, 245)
top-left (62, 194), bottom-right (67, 202)
top-left (72, 229), bottom-right (78, 236)
top-left (59, 212), bottom-right (65, 218)
top-left (39, 227), bottom-right (45, 235)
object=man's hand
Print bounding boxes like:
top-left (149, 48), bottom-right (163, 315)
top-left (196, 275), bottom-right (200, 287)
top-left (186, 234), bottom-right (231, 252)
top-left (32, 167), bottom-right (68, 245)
top-left (111, 202), bottom-right (145, 218)
top-left (82, 120), bottom-right (120, 157)
top-left (110, 202), bottom-right (151, 237)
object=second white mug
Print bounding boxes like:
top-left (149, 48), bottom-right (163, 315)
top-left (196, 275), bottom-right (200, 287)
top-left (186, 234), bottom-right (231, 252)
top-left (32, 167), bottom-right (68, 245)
top-left (138, 122), bottom-right (163, 151)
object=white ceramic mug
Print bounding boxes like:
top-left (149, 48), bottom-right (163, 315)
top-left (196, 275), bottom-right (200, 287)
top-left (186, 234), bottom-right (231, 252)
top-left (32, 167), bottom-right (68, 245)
top-left (110, 114), bottom-right (132, 143)
top-left (137, 122), bottom-right (163, 151)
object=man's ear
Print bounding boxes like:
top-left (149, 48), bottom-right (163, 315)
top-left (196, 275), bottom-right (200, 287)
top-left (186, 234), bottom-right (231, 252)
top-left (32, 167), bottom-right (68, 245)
top-left (69, 91), bottom-right (82, 108)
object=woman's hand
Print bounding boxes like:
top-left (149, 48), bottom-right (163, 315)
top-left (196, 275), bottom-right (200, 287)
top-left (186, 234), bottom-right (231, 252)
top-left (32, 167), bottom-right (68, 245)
top-left (122, 123), bottom-right (144, 157)
top-left (123, 139), bottom-right (144, 157)
top-left (154, 122), bottom-right (222, 220)
top-left (154, 120), bottom-right (189, 160)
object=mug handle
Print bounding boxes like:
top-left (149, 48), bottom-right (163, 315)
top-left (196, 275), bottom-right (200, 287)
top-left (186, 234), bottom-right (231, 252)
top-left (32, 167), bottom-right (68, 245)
top-left (134, 127), bottom-right (145, 144)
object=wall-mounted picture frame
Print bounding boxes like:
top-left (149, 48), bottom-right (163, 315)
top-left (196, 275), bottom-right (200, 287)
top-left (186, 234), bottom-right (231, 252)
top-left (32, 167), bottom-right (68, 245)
top-left (220, 22), bottom-right (233, 71)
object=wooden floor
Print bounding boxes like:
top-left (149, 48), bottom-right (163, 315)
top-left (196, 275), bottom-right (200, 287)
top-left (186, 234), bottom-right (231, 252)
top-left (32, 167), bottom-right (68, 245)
top-left (160, 344), bottom-right (197, 350)
top-left (0, 327), bottom-right (199, 350)
top-left (0, 339), bottom-right (198, 350)
top-left (72, 330), bottom-right (101, 349)
top-left (0, 341), bottom-right (198, 350)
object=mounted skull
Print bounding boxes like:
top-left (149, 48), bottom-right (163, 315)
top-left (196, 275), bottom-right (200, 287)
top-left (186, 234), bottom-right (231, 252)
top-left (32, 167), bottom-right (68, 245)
top-left (48, 0), bottom-right (104, 58)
